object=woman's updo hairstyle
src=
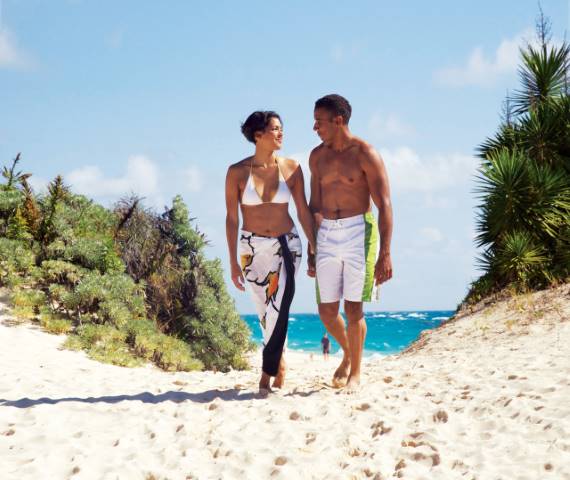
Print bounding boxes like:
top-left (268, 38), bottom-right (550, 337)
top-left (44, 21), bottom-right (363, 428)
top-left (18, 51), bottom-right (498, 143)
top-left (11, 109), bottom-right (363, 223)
top-left (241, 110), bottom-right (282, 144)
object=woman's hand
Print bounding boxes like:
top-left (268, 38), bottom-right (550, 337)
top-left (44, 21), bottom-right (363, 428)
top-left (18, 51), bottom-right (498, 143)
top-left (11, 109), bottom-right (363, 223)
top-left (231, 263), bottom-right (246, 291)
top-left (307, 252), bottom-right (316, 278)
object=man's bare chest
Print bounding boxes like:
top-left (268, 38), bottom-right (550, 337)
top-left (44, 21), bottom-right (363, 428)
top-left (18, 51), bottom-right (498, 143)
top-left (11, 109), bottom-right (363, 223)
top-left (318, 155), bottom-right (365, 186)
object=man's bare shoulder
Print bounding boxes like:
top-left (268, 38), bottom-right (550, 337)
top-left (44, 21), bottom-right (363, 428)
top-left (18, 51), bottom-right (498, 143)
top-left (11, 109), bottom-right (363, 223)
top-left (309, 143), bottom-right (326, 165)
top-left (351, 136), bottom-right (378, 157)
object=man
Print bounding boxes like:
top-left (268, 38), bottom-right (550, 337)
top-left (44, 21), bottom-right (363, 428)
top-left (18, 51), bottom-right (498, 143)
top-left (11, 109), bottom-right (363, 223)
top-left (321, 332), bottom-right (330, 360)
top-left (308, 94), bottom-right (393, 392)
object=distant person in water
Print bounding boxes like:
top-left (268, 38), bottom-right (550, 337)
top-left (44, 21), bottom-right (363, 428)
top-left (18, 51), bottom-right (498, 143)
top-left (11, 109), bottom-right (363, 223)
top-left (321, 332), bottom-right (330, 360)
top-left (225, 110), bottom-right (316, 394)
top-left (307, 94), bottom-right (393, 393)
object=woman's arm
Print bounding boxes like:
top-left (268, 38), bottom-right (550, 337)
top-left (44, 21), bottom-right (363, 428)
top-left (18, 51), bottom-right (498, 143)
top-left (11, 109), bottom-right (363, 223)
top-left (288, 163), bottom-right (316, 255)
top-left (225, 166), bottom-right (245, 291)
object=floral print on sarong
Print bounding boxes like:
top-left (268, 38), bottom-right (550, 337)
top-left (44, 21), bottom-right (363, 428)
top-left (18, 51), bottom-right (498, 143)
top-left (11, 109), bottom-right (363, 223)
top-left (240, 228), bottom-right (301, 375)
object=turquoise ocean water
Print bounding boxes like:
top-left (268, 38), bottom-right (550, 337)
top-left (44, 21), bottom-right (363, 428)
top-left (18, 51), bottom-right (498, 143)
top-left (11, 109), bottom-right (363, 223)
top-left (242, 311), bottom-right (454, 357)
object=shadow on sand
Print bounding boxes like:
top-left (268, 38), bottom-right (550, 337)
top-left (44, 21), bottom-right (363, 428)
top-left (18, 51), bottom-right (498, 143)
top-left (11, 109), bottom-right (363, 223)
top-left (0, 388), bottom-right (264, 408)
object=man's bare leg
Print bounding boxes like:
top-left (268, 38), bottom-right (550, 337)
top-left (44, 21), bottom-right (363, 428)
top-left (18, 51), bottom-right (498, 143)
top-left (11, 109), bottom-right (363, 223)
top-left (272, 355), bottom-right (286, 389)
top-left (344, 300), bottom-right (366, 393)
top-left (318, 302), bottom-right (351, 387)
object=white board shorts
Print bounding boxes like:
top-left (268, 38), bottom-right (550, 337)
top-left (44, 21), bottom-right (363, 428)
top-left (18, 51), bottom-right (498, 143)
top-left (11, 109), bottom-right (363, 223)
top-left (315, 212), bottom-right (378, 304)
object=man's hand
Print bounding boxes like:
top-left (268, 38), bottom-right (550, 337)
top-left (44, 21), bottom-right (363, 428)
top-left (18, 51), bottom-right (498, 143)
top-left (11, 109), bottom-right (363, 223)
top-left (307, 252), bottom-right (316, 278)
top-left (374, 252), bottom-right (392, 285)
top-left (231, 263), bottom-right (246, 291)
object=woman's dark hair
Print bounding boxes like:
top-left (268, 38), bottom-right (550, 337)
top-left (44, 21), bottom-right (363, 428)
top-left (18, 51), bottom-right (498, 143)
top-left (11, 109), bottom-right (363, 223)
top-left (314, 94), bottom-right (352, 124)
top-left (241, 111), bottom-right (282, 144)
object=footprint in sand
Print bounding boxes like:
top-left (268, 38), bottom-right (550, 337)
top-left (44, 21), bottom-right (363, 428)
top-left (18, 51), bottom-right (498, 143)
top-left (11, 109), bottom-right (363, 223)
top-left (433, 410), bottom-right (448, 423)
top-left (274, 456), bottom-right (287, 466)
top-left (371, 421), bottom-right (392, 437)
top-left (305, 432), bottom-right (317, 445)
top-left (289, 411), bottom-right (301, 421)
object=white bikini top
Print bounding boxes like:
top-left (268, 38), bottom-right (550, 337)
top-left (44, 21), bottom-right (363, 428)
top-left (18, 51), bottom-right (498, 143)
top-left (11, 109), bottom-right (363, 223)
top-left (241, 159), bottom-right (292, 206)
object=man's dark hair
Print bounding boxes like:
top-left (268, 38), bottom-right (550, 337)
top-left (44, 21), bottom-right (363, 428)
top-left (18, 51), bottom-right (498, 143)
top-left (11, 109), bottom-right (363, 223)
top-left (314, 94), bottom-right (352, 124)
top-left (241, 111), bottom-right (282, 144)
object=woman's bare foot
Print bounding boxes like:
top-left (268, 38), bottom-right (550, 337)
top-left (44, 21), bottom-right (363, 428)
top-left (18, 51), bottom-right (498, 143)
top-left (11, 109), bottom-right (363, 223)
top-left (259, 372), bottom-right (272, 395)
top-left (272, 357), bottom-right (286, 389)
top-left (332, 355), bottom-right (351, 388)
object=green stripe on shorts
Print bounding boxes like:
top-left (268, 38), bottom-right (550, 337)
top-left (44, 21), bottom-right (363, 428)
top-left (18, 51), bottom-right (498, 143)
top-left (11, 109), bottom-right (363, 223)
top-left (315, 277), bottom-right (321, 304)
top-left (362, 212), bottom-right (378, 301)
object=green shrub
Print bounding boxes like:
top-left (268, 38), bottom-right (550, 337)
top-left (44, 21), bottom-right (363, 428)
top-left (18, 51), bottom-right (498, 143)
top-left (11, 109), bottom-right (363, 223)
top-left (12, 305), bottom-right (36, 320)
top-left (41, 260), bottom-right (86, 286)
top-left (126, 318), bottom-right (203, 371)
top-left (39, 312), bottom-right (73, 334)
top-left (63, 271), bottom-right (146, 323)
top-left (64, 238), bottom-right (124, 274)
top-left (0, 238), bottom-right (35, 277)
top-left (11, 288), bottom-right (46, 308)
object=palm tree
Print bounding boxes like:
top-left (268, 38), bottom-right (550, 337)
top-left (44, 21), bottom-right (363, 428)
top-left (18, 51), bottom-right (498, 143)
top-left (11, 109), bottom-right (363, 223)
top-left (470, 16), bottom-right (570, 300)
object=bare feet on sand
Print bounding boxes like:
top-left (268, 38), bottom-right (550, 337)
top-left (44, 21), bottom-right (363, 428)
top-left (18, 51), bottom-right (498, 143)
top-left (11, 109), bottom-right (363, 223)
top-left (272, 357), bottom-right (286, 389)
top-left (259, 372), bottom-right (272, 395)
top-left (344, 374), bottom-right (361, 394)
top-left (332, 356), bottom-right (350, 388)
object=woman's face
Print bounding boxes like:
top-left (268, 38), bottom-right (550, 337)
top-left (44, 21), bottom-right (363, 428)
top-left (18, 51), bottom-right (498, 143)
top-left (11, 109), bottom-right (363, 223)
top-left (255, 117), bottom-right (283, 151)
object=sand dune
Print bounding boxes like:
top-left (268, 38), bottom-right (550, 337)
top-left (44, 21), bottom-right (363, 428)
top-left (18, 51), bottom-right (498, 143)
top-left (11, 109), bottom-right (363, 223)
top-left (1, 285), bottom-right (569, 479)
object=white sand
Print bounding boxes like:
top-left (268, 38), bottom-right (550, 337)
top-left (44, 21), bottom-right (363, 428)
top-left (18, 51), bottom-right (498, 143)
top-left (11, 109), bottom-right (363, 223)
top-left (1, 285), bottom-right (569, 480)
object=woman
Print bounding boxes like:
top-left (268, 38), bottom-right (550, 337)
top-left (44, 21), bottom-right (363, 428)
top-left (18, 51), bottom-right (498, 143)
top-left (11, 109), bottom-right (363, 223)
top-left (225, 111), bottom-right (316, 393)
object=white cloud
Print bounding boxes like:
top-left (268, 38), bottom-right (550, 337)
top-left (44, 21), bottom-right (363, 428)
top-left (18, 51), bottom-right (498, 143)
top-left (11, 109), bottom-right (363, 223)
top-left (434, 28), bottom-right (535, 87)
top-left (420, 227), bottom-right (444, 243)
top-left (0, 28), bottom-right (31, 69)
top-left (380, 146), bottom-right (476, 192)
top-left (369, 113), bottom-right (415, 141)
top-left (28, 175), bottom-right (48, 194)
top-left (182, 166), bottom-right (203, 192)
top-left (67, 155), bottom-right (159, 199)
top-left (64, 155), bottom-right (205, 209)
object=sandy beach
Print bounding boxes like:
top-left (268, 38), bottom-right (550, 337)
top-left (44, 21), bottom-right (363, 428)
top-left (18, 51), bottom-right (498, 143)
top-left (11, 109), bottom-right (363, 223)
top-left (1, 285), bottom-right (569, 480)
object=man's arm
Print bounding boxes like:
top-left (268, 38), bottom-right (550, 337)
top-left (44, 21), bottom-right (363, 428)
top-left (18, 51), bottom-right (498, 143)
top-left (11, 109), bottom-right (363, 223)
top-left (362, 145), bottom-right (393, 284)
top-left (288, 162), bottom-right (316, 254)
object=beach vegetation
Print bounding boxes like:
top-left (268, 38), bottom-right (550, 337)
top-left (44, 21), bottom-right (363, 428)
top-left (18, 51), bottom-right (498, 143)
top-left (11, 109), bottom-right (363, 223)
top-left (0, 158), bottom-right (252, 372)
top-left (465, 14), bottom-right (570, 305)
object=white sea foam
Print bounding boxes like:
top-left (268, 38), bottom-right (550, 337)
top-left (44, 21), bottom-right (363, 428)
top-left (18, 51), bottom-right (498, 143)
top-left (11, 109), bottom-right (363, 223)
top-left (433, 316), bottom-right (450, 321)
top-left (407, 312), bottom-right (426, 318)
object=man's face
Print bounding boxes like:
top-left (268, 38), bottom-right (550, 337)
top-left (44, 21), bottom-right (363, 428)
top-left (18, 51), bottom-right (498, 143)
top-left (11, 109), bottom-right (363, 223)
top-left (313, 108), bottom-right (338, 143)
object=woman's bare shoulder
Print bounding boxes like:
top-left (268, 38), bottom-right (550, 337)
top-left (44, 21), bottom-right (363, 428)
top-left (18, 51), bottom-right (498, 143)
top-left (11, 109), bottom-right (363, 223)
top-left (279, 157), bottom-right (302, 179)
top-left (227, 157), bottom-right (252, 176)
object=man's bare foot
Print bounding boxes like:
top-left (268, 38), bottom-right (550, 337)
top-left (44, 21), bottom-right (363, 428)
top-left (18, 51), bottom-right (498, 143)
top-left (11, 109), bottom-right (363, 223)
top-left (345, 374), bottom-right (361, 394)
top-left (332, 356), bottom-right (350, 388)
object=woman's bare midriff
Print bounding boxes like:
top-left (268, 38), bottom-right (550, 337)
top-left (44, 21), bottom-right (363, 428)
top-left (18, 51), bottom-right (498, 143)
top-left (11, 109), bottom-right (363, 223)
top-left (240, 203), bottom-right (294, 237)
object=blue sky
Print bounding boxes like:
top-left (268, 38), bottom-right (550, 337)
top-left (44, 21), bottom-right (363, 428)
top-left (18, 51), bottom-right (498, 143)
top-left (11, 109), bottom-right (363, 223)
top-left (1, 0), bottom-right (568, 313)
